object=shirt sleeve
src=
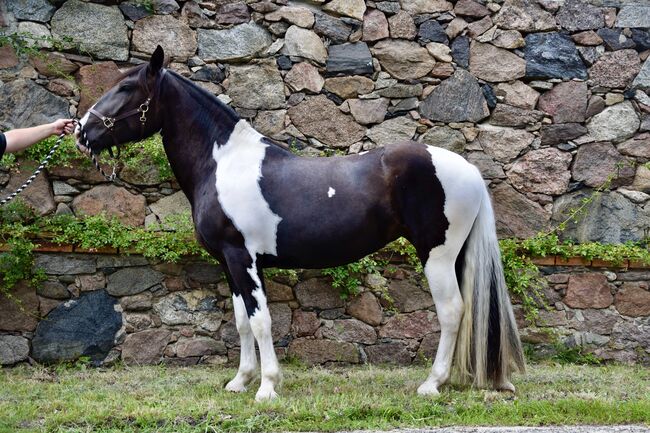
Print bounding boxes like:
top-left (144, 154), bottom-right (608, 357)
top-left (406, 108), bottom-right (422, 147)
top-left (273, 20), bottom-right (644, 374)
top-left (0, 133), bottom-right (6, 160)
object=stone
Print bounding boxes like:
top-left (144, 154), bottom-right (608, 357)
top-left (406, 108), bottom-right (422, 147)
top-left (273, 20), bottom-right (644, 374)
top-left (467, 16), bottom-right (493, 38)
top-left (51, 0), bottom-right (129, 61)
top-left (197, 23), bottom-right (272, 62)
top-left (119, 0), bottom-right (151, 21)
top-left (507, 148), bottom-right (572, 195)
top-left (494, 0), bottom-right (557, 32)
top-left (477, 125), bottom-right (534, 162)
top-left (587, 95), bottom-right (606, 119)
top-left (347, 291), bottom-right (383, 326)
top-left (122, 328), bottom-right (172, 365)
top-left (285, 63), bottom-right (324, 94)
top-left (426, 42), bottom-right (452, 62)
top-left (366, 116), bottom-right (418, 146)
top-left (556, 0), bottom-right (604, 32)
top-left (371, 40), bottom-right (434, 80)
top-left (324, 0), bottom-right (366, 21)
top-left (416, 332), bottom-right (442, 362)
top-left (565, 273), bottom-right (613, 309)
top-left (288, 95), bottom-right (365, 148)
top-left (587, 102), bottom-right (640, 143)
top-left (292, 310), bottom-right (321, 337)
top-left (446, 18), bottom-right (468, 40)
top-left (454, 0), bottom-right (490, 17)
top-left (185, 263), bottom-right (221, 285)
top-left (376, 2), bottom-right (400, 15)
top-left (495, 81), bottom-right (539, 110)
top-left (418, 20), bottom-right (448, 44)
top-left (537, 81), bottom-right (588, 124)
top-left (492, 183), bottom-right (550, 238)
top-left (314, 13), bottom-right (353, 44)
top-left (420, 126), bottom-right (466, 154)
top-left (269, 303), bottom-right (292, 342)
top-left (294, 277), bottom-right (345, 309)
top-left (577, 46), bottom-right (604, 67)
top-left (525, 32), bottom-right (587, 80)
top-left (227, 60), bottom-right (285, 110)
top-left (387, 278), bottom-right (433, 313)
top-left (107, 267), bottom-right (164, 297)
top-left (0, 283), bottom-right (39, 332)
top-left (318, 319), bottom-right (377, 344)
top-left (618, 133), bottom-right (650, 158)
top-left (377, 83), bottom-right (423, 98)
top-left (0, 45), bottom-right (19, 70)
top-left (38, 280), bottom-right (70, 300)
top-left (215, 2), bottom-right (250, 25)
top-left (451, 36), bottom-right (470, 69)
top-left (633, 59), bottom-right (650, 91)
top-left (590, 50), bottom-right (641, 90)
top-left (326, 42), bottom-right (374, 75)
top-left (175, 337), bottom-right (225, 358)
top-left (76, 62), bottom-right (123, 117)
top-left (615, 283), bottom-right (650, 317)
top-left (399, 0), bottom-right (452, 14)
top-left (283, 26), bottom-right (328, 64)
top-left (470, 42), bottom-right (526, 83)
top-left (631, 29), bottom-right (650, 51)
top-left (0, 79), bottom-right (68, 129)
top-left (467, 152), bottom-right (505, 179)
top-left (348, 98), bottom-right (389, 125)
top-left (572, 31), bottom-right (604, 46)
top-left (552, 190), bottom-right (650, 243)
top-left (388, 11), bottom-right (417, 40)
top-left (540, 123), bottom-right (589, 146)
top-left (132, 15), bottom-right (197, 62)
top-left (288, 338), bottom-right (359, 364)
top-left (489, 104), bottom-right (544, 127)
top-left (72, 185), bottom-right (146, 226)
top-left (253, 110), bottom-right (286, 138)
top-left (379, 311), bottom-right (439, 339)
top-left (0, 163), bottom-right (55, 216)
top-left (324, 76), bottom-right (375, 99)
top-left (597, 28), bottom-right (636, 51)
top-left (33, 255), bottom-right (95, 275)
top-left (266, 6), bottom-right (314, 28)
top-left (154, 290), bottom-right (223, 332)
top-left (32, 290), bottom-right (121, 364)
top-left (420, 69), bottom-right (489, 123)
top-left (8, 0), bottom-right (56, 22)
top-left (365, 341), bottom-right (412, 365)
top-left (148, 191), bottom-right (191, 226)
top-left (17, 22), bottom-right (52, 49)
top-left (615, 6), bottom-right (650, 29)
top-left (0, 336), bottom-right (29, 366)
top-left (572, 142), bottom-right (635, 188)
top-left (120, 292), bottom-right (153, 311)
top-left (363, 9), bottom-right (389, 42)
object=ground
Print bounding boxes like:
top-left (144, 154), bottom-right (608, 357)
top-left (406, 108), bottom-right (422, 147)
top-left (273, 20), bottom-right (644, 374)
top-left (0, 362), bottom-right (648, 433)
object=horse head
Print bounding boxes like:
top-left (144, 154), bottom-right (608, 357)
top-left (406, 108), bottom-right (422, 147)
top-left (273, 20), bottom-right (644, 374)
top-left (75, 45), bottom-right (166, 157)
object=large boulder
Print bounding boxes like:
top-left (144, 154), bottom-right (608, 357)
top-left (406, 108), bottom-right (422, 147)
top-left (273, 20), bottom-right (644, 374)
top-left (72, 185), bottom-right (146, 226)
top-left (0, 336), bottom-right (29, 366)
top-left (506, 148), bottom-right (572, 195)
top-left (493, 0), bottom-right (557, 32)
top-left (491, 183), bottom-right (550, 238)
top-left (0, 79), bottom-right (68, 129)
top-left (326, 43), bottom-right (374, 76)
top-left (469, 42), bottom-right (526, 82)
top-left (283, 26), bottom-right (328, 64)
top-left (121, 328), bottom-right (172, 365)
top-left (537, 81), bottom-right (588, 124)
top-left (31, 290), bottom-right (122, 364)
top-left (589, 50), bottom-right (641, 89)
top-left (107, 267), bottom-right (164, 297)
top-left (0, 282), bottom-right (39, 332)
top-left (198, 23), bottom-right (272, 62)
top-left (572, 142), bottom-right (635, 188)
top-left (0, 162), bottom-right (56, 215)
top-left (525, 32), bottom-right (587, 80)
top-left (419, 69), bottom-right (489, 123)
top-left (366, 116), bottom-right (418, 146)
top-left (51, 0), bottom-right (129, 61)
top-left (587, 102), bottom-right (640, 143)
top-left (153, 290), bottom-right (223, 332)
top-left (132, 15), bottom-right (197, 62)
top-left (371, 40), bottom-right (434, 80)
top-left (227, 60), bottom-right (285, 110)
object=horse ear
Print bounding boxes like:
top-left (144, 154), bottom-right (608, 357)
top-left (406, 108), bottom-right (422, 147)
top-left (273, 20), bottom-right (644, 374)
top-left (148, 45), bottom-right (165, 75)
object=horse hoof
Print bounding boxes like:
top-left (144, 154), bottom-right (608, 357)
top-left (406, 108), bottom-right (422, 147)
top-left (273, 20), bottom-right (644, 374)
top-left (496, 381), bottom-right (516, 393)
top-left (225, 380), bottom-right (247, 393)
top-left (255, 388), bottom-right (279, 402)
top-left (417, 382), bottom-right (441, 397)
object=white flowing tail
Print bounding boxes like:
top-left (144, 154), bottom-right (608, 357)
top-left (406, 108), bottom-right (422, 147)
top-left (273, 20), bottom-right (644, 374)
top-left (453, 185), bottom-right (526, 388)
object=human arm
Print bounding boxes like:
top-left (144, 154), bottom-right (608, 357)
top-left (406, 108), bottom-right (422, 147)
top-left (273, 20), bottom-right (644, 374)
top-left (4, 119), bottom-right (75, 154)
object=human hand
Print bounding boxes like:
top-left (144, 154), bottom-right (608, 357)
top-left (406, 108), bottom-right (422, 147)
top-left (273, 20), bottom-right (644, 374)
top-left (51, 119), bottom-right (76, 136)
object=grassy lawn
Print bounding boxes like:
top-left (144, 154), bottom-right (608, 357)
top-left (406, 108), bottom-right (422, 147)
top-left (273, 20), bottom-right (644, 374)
top-left (1, 362), bottom-right (649, 433)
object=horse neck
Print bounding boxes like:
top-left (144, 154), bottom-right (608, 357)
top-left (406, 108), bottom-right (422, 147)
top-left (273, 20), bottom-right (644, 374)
top-left (158, 74), bottom-right (240, 201)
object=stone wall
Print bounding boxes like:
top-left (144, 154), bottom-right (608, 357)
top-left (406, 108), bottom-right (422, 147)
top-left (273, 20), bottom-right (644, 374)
top-left (1, 0), bottom-right (650, 366)
top-left (0, 250), bottom-right (648, 367)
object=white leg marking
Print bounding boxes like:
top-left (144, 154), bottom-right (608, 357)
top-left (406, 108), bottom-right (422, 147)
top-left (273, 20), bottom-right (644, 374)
top-left (327, 187), bottom-right (336, 198)
top-left (249, 286), bottom-right (281, 401)
top-left (225, 295), bottom-right (258, 393)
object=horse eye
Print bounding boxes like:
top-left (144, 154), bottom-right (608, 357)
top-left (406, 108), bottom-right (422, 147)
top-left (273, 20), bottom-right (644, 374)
top-left (119, 84), bottom-right (134, 92)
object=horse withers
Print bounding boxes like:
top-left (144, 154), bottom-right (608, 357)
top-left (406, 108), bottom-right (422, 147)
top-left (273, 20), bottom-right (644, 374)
top-left (76, 46), bottom-right (525, 401)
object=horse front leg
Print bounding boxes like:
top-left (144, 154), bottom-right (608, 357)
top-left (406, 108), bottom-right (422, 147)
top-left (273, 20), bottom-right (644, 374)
top-left (222, 249), bottom-right (281, 401)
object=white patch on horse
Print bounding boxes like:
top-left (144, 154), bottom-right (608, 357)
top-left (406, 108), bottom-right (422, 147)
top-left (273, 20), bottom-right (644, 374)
top-left (327, 187), bottom-right (336, 198)
top-left (212, 120), bottom-right (282, 259)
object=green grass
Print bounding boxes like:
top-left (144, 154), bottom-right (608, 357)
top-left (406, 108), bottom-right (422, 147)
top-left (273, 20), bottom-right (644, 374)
top-left (0, 363), bottom-right (648, 432)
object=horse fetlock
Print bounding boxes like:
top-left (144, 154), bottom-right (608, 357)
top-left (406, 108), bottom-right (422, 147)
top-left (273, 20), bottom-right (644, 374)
top-left (416, 380), bottom-right (441, 397)
top-left (225, 370), bottom-right (256, 392)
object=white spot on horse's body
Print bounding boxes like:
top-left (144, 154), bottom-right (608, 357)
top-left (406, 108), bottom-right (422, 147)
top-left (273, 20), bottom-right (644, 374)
top-left (212, 120), bottom-right (282, 259)
top-left (328, 187), bottom-right (336, 198)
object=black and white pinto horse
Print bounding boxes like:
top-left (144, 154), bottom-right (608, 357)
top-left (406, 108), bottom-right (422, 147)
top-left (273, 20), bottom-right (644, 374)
top-left (76, 47), bottom-right (524, 401)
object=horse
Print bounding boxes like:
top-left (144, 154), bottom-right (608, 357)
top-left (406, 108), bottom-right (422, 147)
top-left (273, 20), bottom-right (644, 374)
top-left (76, 46), bottom-right (525, 401)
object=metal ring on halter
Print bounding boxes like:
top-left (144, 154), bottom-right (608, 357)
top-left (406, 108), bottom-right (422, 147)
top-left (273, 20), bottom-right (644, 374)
top-left (103, 117), bottom-right (115, 128)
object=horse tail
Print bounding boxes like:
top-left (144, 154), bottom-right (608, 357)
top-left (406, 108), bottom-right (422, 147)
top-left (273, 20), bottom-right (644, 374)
top-left (453, 184), bottom-right (525, 388)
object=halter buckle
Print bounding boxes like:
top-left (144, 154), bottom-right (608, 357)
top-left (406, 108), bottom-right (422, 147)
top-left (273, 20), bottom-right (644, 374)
top-left (103, 117), bottom-right (114, 128)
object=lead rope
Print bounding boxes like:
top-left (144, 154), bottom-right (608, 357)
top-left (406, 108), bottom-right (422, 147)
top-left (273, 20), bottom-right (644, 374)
top-left (0, 129), bottom-right (69, 206)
